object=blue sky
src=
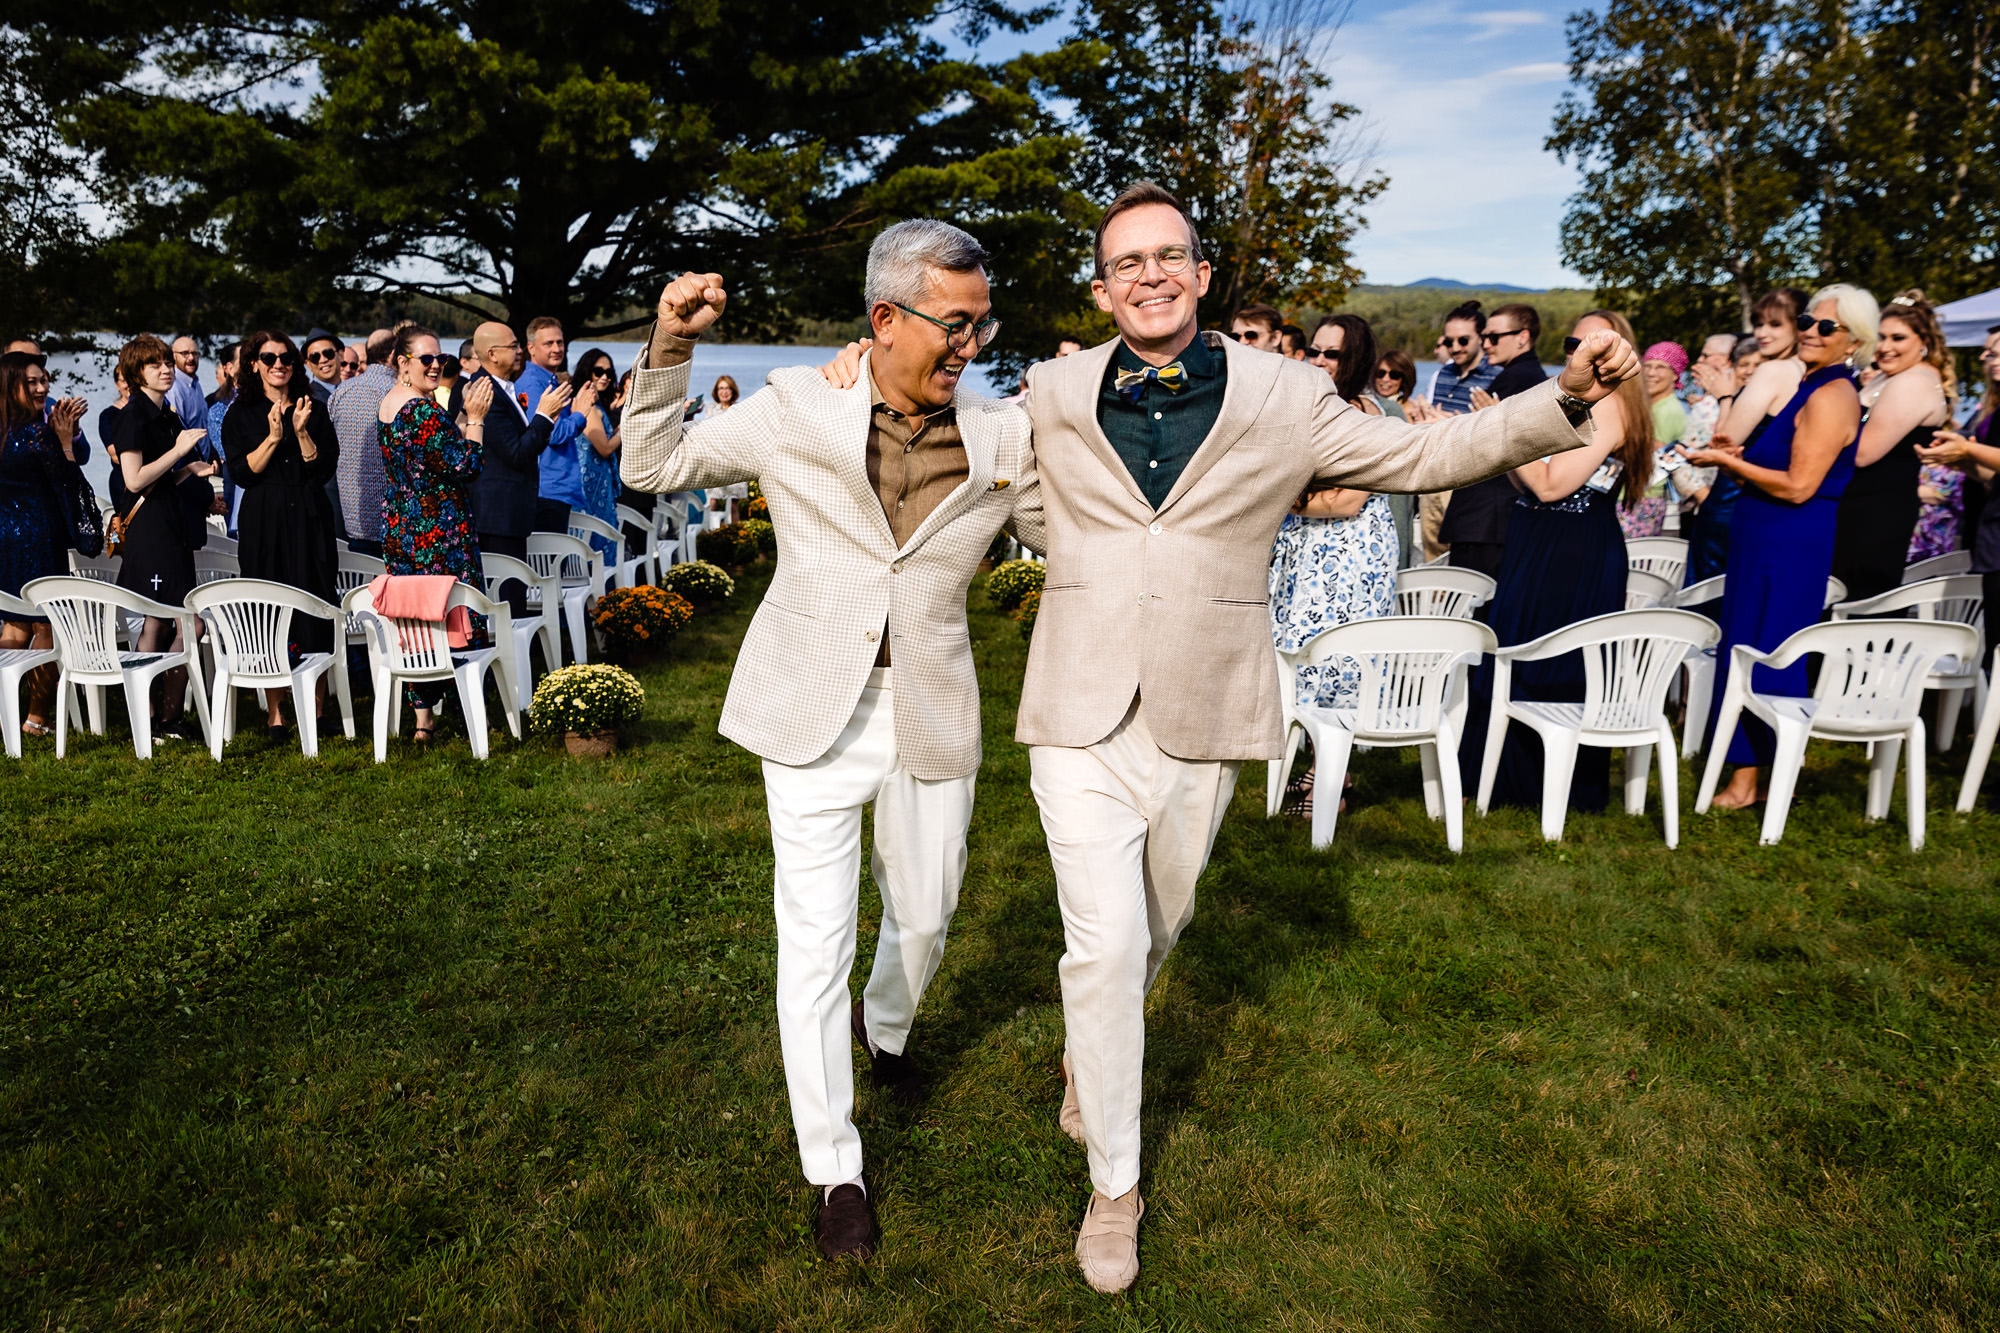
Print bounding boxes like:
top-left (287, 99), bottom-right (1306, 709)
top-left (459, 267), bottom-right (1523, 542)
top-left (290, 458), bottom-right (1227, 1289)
top-left (953, 0), bottom-right (1591, 290)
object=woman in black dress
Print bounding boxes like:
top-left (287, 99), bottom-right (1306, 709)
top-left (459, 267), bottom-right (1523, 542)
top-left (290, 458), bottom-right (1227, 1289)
top-left (110, 334), bottom-right (222, 742)
top-left (222, 331), bottom-right (342, 737)
top-left (0, 358), bottom-right (87, 736)
top-left (1831, 290), bottom-right (1952, 602)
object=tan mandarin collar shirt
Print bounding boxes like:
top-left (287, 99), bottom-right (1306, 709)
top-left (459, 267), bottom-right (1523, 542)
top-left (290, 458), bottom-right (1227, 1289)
top-left (867, 388), bottom-right (967, 665)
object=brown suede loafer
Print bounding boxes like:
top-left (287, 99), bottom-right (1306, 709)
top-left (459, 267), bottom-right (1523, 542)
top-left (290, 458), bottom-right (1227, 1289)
top-left (815, 1181), bottom-right (878, 1260)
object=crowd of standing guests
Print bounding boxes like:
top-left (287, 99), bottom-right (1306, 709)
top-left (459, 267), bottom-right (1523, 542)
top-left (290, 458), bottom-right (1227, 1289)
top-left (1227, 286), bottom-right (1998, 821)
top-left (0, 315), bottom-right (751, 747)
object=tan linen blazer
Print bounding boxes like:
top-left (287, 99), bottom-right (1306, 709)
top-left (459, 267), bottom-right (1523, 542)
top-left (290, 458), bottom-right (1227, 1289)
top-left (1016, 331), bottom-right (1595, 759)
top-left (622, 351), bottom-right (1043, 780)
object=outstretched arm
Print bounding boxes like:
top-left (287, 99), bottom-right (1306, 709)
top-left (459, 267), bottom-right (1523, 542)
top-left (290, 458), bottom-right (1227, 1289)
top-left (1309, 331), bottom-right (1638, 494)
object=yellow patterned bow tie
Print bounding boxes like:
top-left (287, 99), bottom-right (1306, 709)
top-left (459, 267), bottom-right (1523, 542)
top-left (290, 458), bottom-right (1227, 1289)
top-left (1114, 361), bottom-right (1188, 403)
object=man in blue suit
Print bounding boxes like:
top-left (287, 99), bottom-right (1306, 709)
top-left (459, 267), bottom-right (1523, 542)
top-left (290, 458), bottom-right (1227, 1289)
top-left (465, 321), bottom-right (569, 609)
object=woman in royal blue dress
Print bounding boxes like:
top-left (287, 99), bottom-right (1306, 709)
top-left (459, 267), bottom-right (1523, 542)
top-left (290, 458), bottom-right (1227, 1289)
top-left (1458, 309), bottom-right (1655, 813)
top-left (1682, 284), bottom-right (1874, 810)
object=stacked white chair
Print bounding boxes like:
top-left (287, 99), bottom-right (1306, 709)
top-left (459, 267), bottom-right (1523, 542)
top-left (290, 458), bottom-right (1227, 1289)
top-left (1475, 609), bottom-right (1719, 847)
top-left (526, 532), bottom-right (602, 664)
top-left (616, 503), bottom-right (662, 585)
top-left (1957, 646), bottom-right (2000, 813)
top-left (1392, 566), bottom-right (1495, 619)
top-left (1625, 568), bottom-right (1678, 610)
top-left (203, 533), bottom-right (239, 557)
top-left (25, 575), bottom-right (210, 759)
top-left (568, 512), bottom-right (644, 590)
top-left (1831, 575), bottom-right (1986, 750)
top-left (344, 581), bottom-right (521, 762)
top-left (1280, 616), bottom-right (1495, 853)
top-left (1625, 536), bottom-right (1689, 588)
top-left (480, 552), bottom-right (563, 713)
top-left (1696, 619), bottom-right (1979, 849)
top-left (0, 590), bottom-right (60, 758)
top-left (1903, 550), bottom-right (1971, 583)
top-left (186, 579), bottom-right (355, 759)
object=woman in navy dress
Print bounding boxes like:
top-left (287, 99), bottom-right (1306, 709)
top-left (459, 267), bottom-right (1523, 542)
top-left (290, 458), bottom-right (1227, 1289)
top-left (1459, 310), bottom-right (1656, 813)
top-left (1684, 285), bottom-right (1874, 810)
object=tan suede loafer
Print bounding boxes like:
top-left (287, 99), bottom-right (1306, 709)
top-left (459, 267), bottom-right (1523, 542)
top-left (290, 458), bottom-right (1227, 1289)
top-left (1059, 1053), bottom-right (1084, 1145)
top-left (1075, 1185), bottom-right (1144, 1293)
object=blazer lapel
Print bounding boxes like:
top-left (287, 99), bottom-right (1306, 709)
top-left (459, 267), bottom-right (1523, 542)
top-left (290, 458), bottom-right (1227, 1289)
top-left (840, 355), bottom-right (897, 552)
top-left (1066, 339), bottom-right (1150, 508)
top-left (1155, 332), bottom-right (1282, 516)
top-left (898, 393), bottom-right (996, 556)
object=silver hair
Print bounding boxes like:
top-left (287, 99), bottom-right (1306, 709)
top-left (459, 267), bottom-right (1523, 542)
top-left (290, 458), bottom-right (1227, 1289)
top-left (1809, 282), bottom-right (1881, 366)
top-left (863, 219), bottom-right (990, 313)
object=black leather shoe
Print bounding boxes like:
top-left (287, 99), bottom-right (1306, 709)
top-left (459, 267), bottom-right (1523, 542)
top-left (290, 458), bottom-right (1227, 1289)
top-left (815, 1181), bottom-right (877, 1260)
top-left (851, 1000), bottom-right (923, 1105)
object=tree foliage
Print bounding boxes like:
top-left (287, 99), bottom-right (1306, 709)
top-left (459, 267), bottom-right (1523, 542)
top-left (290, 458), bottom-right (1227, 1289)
top-left (1551, 0), bottom-right (2000, 346)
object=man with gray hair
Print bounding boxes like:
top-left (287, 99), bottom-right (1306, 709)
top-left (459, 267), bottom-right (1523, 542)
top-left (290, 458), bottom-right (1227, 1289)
top-left (619, 220), bottom-right (1042, 1262)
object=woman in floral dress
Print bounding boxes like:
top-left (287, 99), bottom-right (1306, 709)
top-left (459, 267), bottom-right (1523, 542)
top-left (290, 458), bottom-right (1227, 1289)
top-left (376, 326), bottom-right (492, 739)
top-left (1269, 314), bottom-right (1400, 816)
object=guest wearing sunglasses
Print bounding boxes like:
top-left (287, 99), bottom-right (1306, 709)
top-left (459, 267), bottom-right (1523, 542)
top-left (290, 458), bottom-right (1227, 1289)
top-left (572, 348), bottom-right (623, 560)
top-left (1426, 300), bottom-right (1501, 415)
top-left (1683, 285), bottom-right (1872, 812)
top-left (299, 330), bottom-right (344, 404)
top-left (1433, 302), bottom-right (1543, 580)
top-left (1270, 314), bottom-right (1400, 817)
top-left (338, 346), bottom-right (363, 381)
top-left (1371, 350), bottom-right (1415, 420)
top-left (222, 332), bottom-right (343, 737)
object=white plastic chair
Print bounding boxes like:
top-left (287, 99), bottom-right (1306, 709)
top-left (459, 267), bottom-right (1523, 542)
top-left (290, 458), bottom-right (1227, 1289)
top-left (615, 503), bottom-right (661, 585)
top-left (1475, 609), bottom-right (1720, 846)
top-left (67, 549), bottom-right (122, 584)
top-left (1285, 616), bottom-right (1496, 853)
top-left (186, 579), bottom-right (355, 759)
top-left (0, 590), bottom-right (61, 758)
top-left (192, 549), bottom-right (241, 586)
top-left (335, 550), bottom-right (387, 652)
top-left (1625, 567), bottom-right (1678, 610)
top-left (24, 575), bottom-right (210, 759)
top-left (1392, 566), bottom-right (1495, 619)
top-left (1625, 536), bottom-right (1689, 588)
top-left (1696, 619), bottom-right (1980, 850)
top-left (345, 581), bottom-right (521, 762)
top-left (203, 533), bottom-right (239, 557)
top-left (568, 512), bottom-right (643, 590)
top-left (1903, 550), bottom-right (1971, 583)
top-left (480, 552), bottom-right (562, 714)
top-left (1831, 575), bottom-right (1987, 750)
top-left (526, 532), bottom-right (601, 664)
top-left (1674, 575), bottom-right (1849, 757)
top-left (1956, 646), bottom-right (2000, 813)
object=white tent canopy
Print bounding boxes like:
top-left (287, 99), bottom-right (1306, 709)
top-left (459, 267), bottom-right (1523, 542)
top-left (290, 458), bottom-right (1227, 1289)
top-left (1938, 287), bottom-right (2000, 347)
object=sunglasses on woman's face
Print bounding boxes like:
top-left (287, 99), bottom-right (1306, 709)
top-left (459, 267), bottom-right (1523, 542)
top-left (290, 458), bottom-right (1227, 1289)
top-left (402, 353), bottom-right (450, 368)
top-left (256, 352), bottom-right (299, 368)
top-left (589, 367), bottom-right (613, 379)
top-left (1307, 345), bottom-right (1341, 362)
top-left (1795, 314), bottom-right (1847, 337)
top-left (1374, 368), bottom-right (1402, 382)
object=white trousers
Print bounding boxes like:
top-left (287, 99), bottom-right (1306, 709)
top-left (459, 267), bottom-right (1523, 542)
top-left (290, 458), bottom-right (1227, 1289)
top-left (1029, 698), bottom-right (1239, 1198)
top-left (762, 670), bottom-right (974, 1186)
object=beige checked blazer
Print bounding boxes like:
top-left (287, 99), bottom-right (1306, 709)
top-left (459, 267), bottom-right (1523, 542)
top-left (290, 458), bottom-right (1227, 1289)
top-left (621, 350), bottom-right (1042, 780)
top-left (1016, 331), bottom-right (1596, 759)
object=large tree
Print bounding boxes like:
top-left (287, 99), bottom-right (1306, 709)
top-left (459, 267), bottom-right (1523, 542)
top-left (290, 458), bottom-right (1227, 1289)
top-left (17, 0), bottom-right (1083, 337)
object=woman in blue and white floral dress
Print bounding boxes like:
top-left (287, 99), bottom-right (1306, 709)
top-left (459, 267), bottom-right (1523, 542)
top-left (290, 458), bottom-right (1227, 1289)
top-left (1269, 315), bottom-right (1400, 815)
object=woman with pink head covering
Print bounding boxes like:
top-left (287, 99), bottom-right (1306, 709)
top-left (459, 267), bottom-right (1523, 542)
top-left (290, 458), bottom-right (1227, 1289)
top-left (1617, 341), bottom-right (1690, 539)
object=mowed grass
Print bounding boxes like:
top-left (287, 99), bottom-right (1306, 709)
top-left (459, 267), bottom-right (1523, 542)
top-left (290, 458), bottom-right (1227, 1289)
top-left (1, 562), bottom-right (1996, 1331)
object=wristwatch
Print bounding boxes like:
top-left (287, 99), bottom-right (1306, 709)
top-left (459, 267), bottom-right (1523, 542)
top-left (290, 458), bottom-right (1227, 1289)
top-left (1555, 385), bottom-right (1594, 426)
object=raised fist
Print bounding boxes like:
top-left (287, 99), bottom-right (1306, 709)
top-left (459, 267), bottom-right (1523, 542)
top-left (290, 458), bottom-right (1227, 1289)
top-left (1558, 331), bottom-right (1641, 404)
top-left (656, 271), bottom-right (728, 340)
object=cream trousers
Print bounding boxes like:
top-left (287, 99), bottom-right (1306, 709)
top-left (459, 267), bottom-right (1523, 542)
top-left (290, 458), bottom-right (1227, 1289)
top-left (762, 670), bottom-right (974, 1186)
top-left (1030, 697), bottom-right (1239, 1198)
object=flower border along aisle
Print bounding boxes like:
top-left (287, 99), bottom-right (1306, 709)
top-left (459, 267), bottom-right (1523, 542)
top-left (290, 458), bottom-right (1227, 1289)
top-left (530, 664), bottom-right (647, 757)
top-left (593, 585), bottom-right (694, 659)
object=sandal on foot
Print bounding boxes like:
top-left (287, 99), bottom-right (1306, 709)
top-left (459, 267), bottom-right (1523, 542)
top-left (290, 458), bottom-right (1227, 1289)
top-left (412, 726), bottom-right (436, 744)
top-left (21, 719), bottom-right (52, 737)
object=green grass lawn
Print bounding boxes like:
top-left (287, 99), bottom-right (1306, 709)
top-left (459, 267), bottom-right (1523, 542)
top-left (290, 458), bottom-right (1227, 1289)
top-left (2, 564), bottom-right (1996, 1331)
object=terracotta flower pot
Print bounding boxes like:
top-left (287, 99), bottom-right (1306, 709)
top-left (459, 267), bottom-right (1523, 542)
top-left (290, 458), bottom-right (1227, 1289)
top-left (565, 728), bottom-right (617, 758)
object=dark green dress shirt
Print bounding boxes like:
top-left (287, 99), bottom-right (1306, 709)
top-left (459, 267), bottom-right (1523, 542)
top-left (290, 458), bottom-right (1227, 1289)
top-left (1096, 331), bottom-right (1229, 509)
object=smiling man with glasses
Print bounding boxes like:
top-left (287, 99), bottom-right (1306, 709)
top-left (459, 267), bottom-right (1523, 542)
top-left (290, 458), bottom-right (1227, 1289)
top-left (621, 219), bottom-right (1043, 1266)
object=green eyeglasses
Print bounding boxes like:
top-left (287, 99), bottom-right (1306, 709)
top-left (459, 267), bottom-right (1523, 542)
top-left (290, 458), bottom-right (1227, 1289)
top-left (890, 302), bottom-right (1002, 350)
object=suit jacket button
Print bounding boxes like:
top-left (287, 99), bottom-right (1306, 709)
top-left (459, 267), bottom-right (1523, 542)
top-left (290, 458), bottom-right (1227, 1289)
top-left (866, 631), bottom-right (879, 642)
top-left (891, 560), bottom-right (904, 573)
top-left (1148, 522), bottom-right (1162, 534)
